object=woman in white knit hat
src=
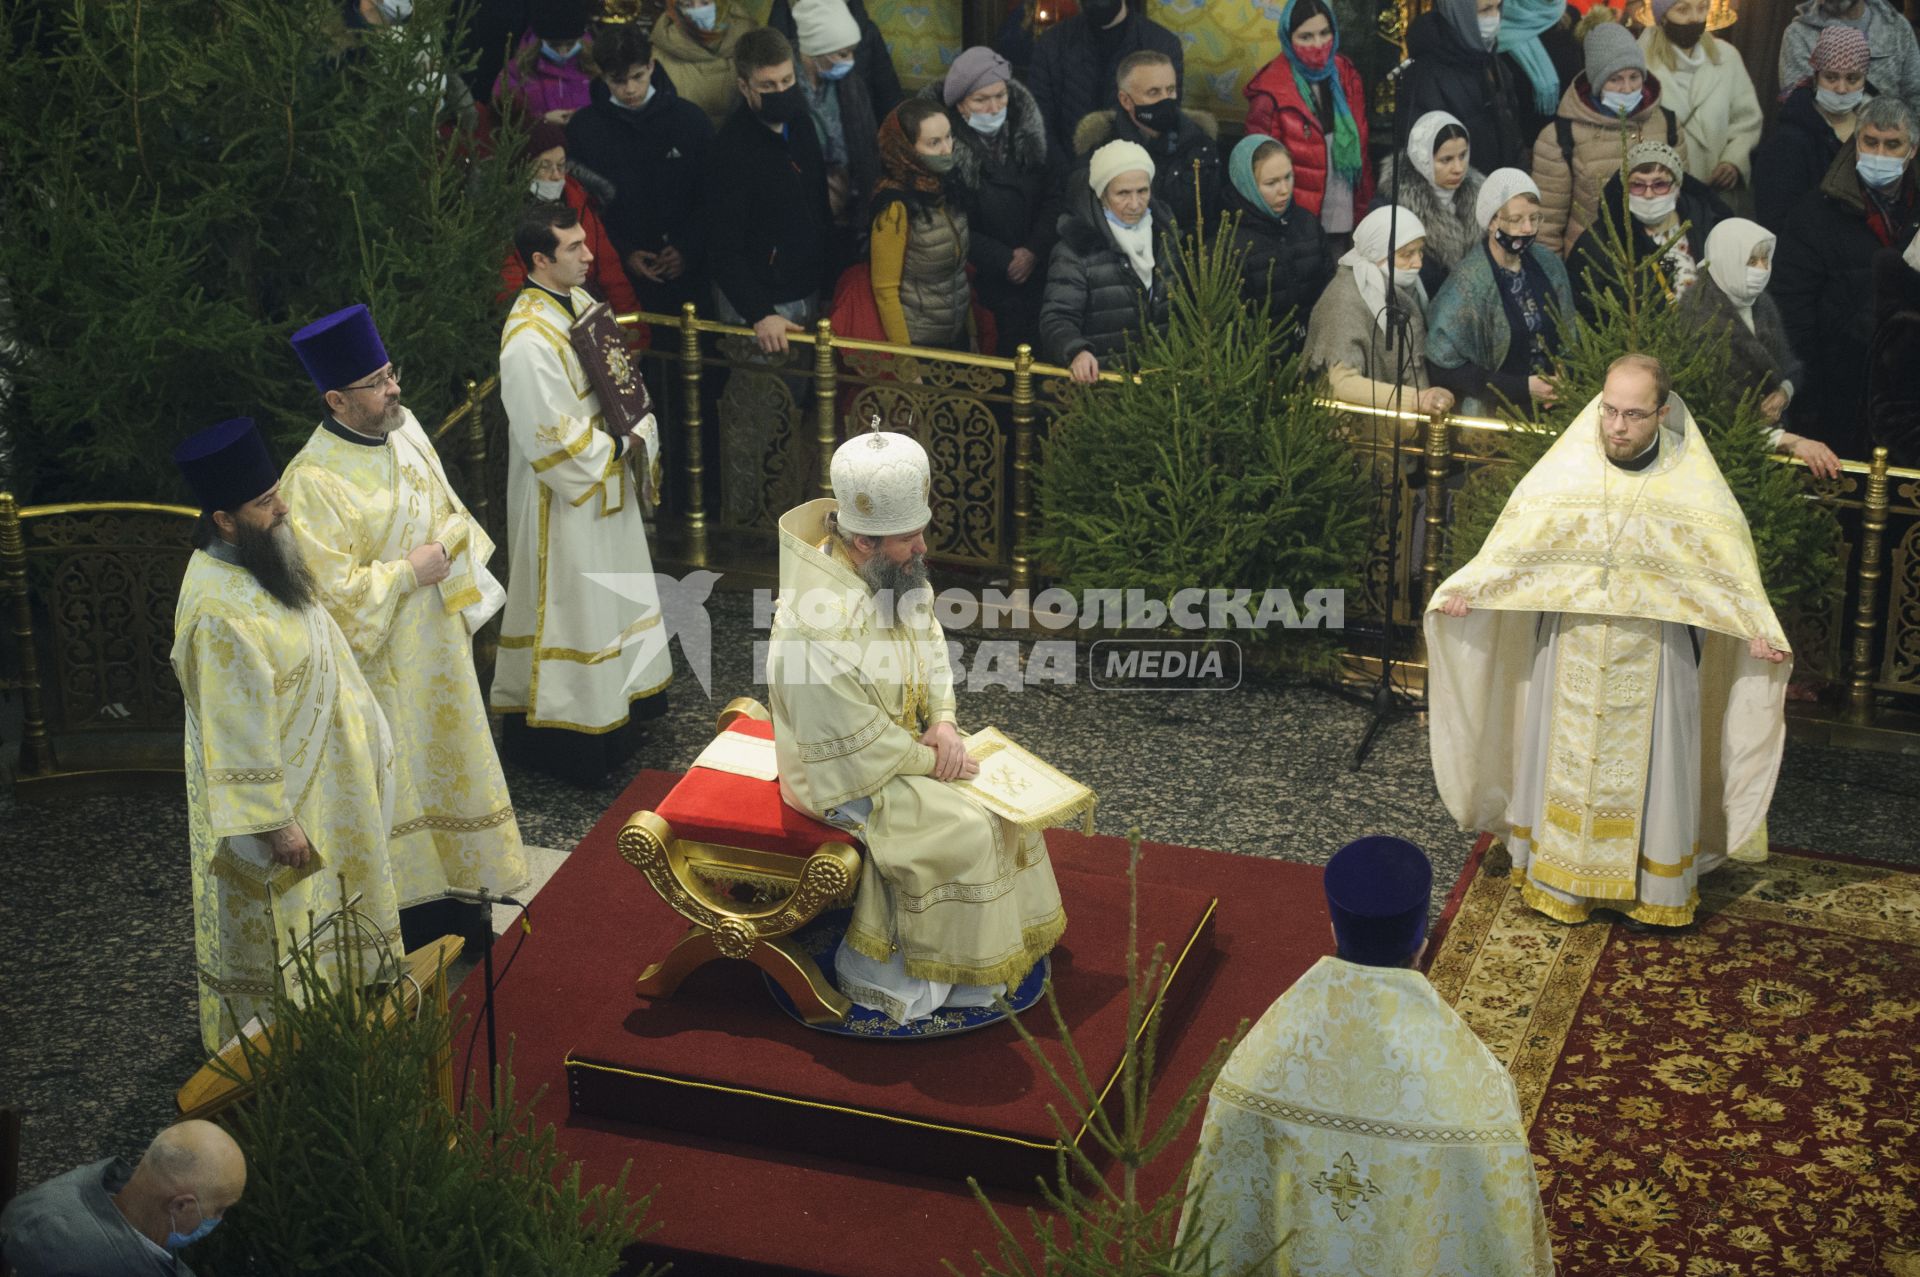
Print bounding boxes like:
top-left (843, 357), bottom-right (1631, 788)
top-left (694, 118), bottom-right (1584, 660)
top-left (1303, 204), bottom-right (1455, 413)
top-left (1039, 139), bottom-right (1175, 383)
top-left (789, 0), bottom-right (881, 263)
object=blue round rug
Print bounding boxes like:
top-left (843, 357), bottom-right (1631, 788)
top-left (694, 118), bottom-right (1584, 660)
top-left (763, 909), bottom-right (1051, 1039)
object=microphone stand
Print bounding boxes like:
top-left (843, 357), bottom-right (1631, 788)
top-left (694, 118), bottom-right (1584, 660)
top-left (447, 884), bottom-right (524, 1113)
top-left (1349, 55), bottom-right (1424, 771)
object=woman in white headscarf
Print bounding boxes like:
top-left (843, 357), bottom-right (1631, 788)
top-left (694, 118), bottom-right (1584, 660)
top-left (1372, 110), bottom-right (1486, 294)
top-left (1040, 139), bottom-right (1175, 383)
top-left (1677, 218), bottom-right (1841, 477)
top-left (1305, 205), bottom-right (1456, 413)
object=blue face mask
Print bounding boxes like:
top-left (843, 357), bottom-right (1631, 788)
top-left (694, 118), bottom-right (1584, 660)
top-left (681, 2), bottom-right (719, 30)
top-left (540, 39), bottom-right (581, 62)
top-left (967, 107), bottom-right (1008, 135)
top-left (820, 58), bottom-right (855, 81)
top-left (1600, 88), bottom-right (1643, 116)
top-left (1857, 151), bottom-right (1908, 189)
top-left (167, 1209), bottom-right (222, 1252)
top-left (1104, 207), bottom-right (1143, 228)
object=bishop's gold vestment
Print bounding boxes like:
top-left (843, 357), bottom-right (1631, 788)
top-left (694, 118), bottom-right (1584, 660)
top-left (1424, 394), bottom-right (1791, 925)
top-left (766, 499), bottom-right (1065, 990)
top-left (172, 548), bottom-right (403, 1052)
top-left (1182, 956), bottom-right (1556, 1276)
top-left (281, 413), bottom-right (527, 904)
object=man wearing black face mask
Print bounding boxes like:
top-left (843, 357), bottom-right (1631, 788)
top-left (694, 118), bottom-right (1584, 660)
top-left (1069, 50), bottom-right (1220, 242)
top-left (703, 26), bottom-right (833, 354)
top-left (1027, 0), bottom-right (1183, 158)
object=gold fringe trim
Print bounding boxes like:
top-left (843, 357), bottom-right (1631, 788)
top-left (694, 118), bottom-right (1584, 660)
top-left (1624, 892), bottom-right (1700, 928)
top-left (1519, 875), bottom-right (1597, 924)
top-left (1524, 855), bottom-right (1638, 902)
top-left (897, 908), bottom-right (1069, 989)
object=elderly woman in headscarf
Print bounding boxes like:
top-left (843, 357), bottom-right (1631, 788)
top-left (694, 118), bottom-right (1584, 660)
top-left (1564, 138), bottom-right (1729, 323)
top-left (1041, 139), bottom-right (1175, 383)
top-left (1372, 110), bottom-right (1486, 294)
top-left (1676, 218), bottom-right (1841, 477)
top-left (1225, 133), bottom-right (1335, 347)
top-left (867, 99), bottom-right (972, 350)
top-left (1400, 0), bottom-right (1527, 170)
top-left (1243, 0), bottom-right (1374, 231)
top-left (1427, 168), bottom-right (1574, 416)
top-left (1304, 204), bottom-right (1456, 413)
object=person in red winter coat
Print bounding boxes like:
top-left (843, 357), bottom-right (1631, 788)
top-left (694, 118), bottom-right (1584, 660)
top-left (1243, 0), bottom-right (1374, 233)
top-left (499, 122), bottom-right (646, 340)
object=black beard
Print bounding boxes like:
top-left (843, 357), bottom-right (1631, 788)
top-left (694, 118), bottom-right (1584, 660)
top-left (236, 520), bottom-right (317, 610)
top-left (859, 550), bottom-right (932, 625)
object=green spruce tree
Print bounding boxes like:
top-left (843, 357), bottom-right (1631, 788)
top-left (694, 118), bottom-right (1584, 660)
top-left (1033, 213), bottom-right (1372, 662)
top-left (1446, 176), bottom-right (1842, 617)
top-left (0, 0), bottom-right (526, 501)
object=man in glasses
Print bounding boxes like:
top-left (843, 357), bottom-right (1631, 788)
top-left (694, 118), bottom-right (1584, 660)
top-left (1425, 353), bottom-right (1791, 931)
top-left (278, 304), bottom-right (528, 948)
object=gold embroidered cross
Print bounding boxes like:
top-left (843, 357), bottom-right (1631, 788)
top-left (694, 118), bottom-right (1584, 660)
top-left (1310, 1152), bottom-right (1381, 1222)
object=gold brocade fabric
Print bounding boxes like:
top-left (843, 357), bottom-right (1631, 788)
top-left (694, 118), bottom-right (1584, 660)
top-left (1183, 957), bottom-right (1556, 1276)
top-left (766, 499), bottom-right (1066, 987)
top-left (282, 415), bottom-right (527, 905)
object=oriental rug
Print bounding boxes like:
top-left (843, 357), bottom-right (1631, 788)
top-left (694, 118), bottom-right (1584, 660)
top-left (1429, 841), bottom-right (1920, 1276)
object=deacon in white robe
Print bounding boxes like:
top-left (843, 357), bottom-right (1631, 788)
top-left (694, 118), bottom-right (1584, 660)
top-left (1182, 836), bottom-right (1555, 1277)
top-left (280, 304), bottom-right (527, 918)
top-left (1426, 355), bottom-right (1791, 928)
top-left (766, 431), bottom-right (1066, 1023)
top-left (169, 417), bottom-right (404, 1052)
top-left (493, 203), bottom-right (671, 782)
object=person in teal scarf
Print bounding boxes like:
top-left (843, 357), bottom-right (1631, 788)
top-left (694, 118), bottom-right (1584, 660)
top-left (1244, 0), bottom-right (1375, 231)
top-left (1223, 133), bottom-right (1335, 347)
top-left (1496, 0), bottom-right (1580, 139)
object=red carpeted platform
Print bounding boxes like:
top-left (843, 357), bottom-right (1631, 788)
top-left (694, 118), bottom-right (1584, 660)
top-left (458, 771), bottom-right (1336, 1276)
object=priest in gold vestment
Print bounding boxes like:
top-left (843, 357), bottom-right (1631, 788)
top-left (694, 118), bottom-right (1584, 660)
top-left (280, 305), bottom-right (527, 919)
top-left (170, 418), bottom-right (405, 1051)
top-left (1427, 355), bottom-right (1791, 929)
top-left (1182, 837), bottom-right (1555, 1277)
top-left (766, 432), bottom-right (1065, 1023)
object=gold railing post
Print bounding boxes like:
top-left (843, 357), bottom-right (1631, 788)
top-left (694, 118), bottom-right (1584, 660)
top-left (1848, 447), bottom-right (1891, 726)
top-left (1421, 409), bottom-right (1450, 610)
top-left (1010, 344), bottom-right (1036, 591)
top-left (679, 302), bottom-right (709, 568)
top-left (813, 318), bottom-right (838, 498)
top-left (0, 493), bottom-right (53, 776)
top-left (462, 378), bottom-right (491, 543)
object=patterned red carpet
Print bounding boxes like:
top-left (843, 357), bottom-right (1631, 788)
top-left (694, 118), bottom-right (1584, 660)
top-left (1430, 844), bottom-right (1920, 1276)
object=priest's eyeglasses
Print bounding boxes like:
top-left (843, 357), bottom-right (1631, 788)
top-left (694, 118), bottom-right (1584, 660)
top-left (1599, 403), bottom-right (1657, 423)
top-left (344, 365), bottom-right (401, 393)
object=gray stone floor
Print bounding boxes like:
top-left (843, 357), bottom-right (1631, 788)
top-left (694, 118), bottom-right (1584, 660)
top-left (3, 587), bottom-right (1916, 1189)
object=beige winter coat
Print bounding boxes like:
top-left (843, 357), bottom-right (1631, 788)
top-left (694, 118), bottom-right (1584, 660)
top-left (1638, 29), bottom-right (1763, 186)
top-left (1530, 74), bottom-right (1688, 255)
top-left (653, 7), bottom-right (747, 133)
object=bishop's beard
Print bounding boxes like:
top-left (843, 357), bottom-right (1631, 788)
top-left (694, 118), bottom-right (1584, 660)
top-left (859, 550), bottom-right (932, 625)
top-left (236, 520), bottom-right (317, 611)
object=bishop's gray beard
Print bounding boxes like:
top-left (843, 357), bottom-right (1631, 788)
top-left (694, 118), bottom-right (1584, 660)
top-left (236, 520), bottom-right (317, 611)
top-left (859, 551), bottom-right (932, 625)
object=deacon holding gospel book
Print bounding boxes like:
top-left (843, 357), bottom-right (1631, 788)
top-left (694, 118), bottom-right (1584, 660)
top-left (766, 431), bottom-right (1068, 1025)
top-left (493, 201), bottom-right (673, 785)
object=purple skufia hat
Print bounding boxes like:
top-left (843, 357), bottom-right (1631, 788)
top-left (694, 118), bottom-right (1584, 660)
top-left (1324, 835), bottom-right (1433, 966)
top-left (290, 304), bottom-right (388, 395)
top-left (173, 417), bottom-right (278, 512)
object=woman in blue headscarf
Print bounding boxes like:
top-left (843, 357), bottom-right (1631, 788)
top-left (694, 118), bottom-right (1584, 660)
top-left (1243, 0), bottom-right (1374, 233)
top-left (1224, 133), bottom-right (1336, 348)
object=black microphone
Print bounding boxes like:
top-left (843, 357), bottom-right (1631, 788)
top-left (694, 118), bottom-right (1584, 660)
top-left (445, 885), bottom-right (527, 908)
top-left (1383, 57), bottom-right (1415, 82)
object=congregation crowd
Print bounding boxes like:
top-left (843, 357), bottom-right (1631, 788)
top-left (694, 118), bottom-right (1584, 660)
top-left (464, 0), bottom-right (1920, 470)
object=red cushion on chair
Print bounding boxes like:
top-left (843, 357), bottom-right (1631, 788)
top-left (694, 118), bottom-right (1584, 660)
top-left (654, 719), bottom-right (852, 857)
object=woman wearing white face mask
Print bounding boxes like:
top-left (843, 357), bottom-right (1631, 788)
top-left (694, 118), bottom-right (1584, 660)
top-left (497, 122), bottom-right (643, 322)
top-left (919, 47), bottom-right (1062, 350)
top-left (1305, 205), bottom-right (1456, 414)
top-left (1372, 111), bottom-right (1486, 294)
top-left (1753, 26), bottom-right (1875, 231)
top-left (1529, 19), bottom-right (1688, 254)
top-left (653, 0), bottom-right (750, 131)
top-left (1676, 218), bottom-right (1841, 477)
top-left (1565, 139), bottom-right (1729, 322)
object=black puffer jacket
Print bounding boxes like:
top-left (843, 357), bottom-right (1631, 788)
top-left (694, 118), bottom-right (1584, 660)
top-left (1224, 186), bottom-right (1335, 341)
top-left (1401, 9), bottom-right (1528, 171)
top-left (1040, 187), bottom-right (1175, 365)
top-left (767, 0), bottom-right (902, 117)
top-left (1752, 85), bottom-right (1853, 233)
top-left (1026, 5), bottom-right (1183, 158)
top-left (1564, 171), bottom-right (1729, 325)
top-left (1071, 107), bottom-right (1222, 244)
